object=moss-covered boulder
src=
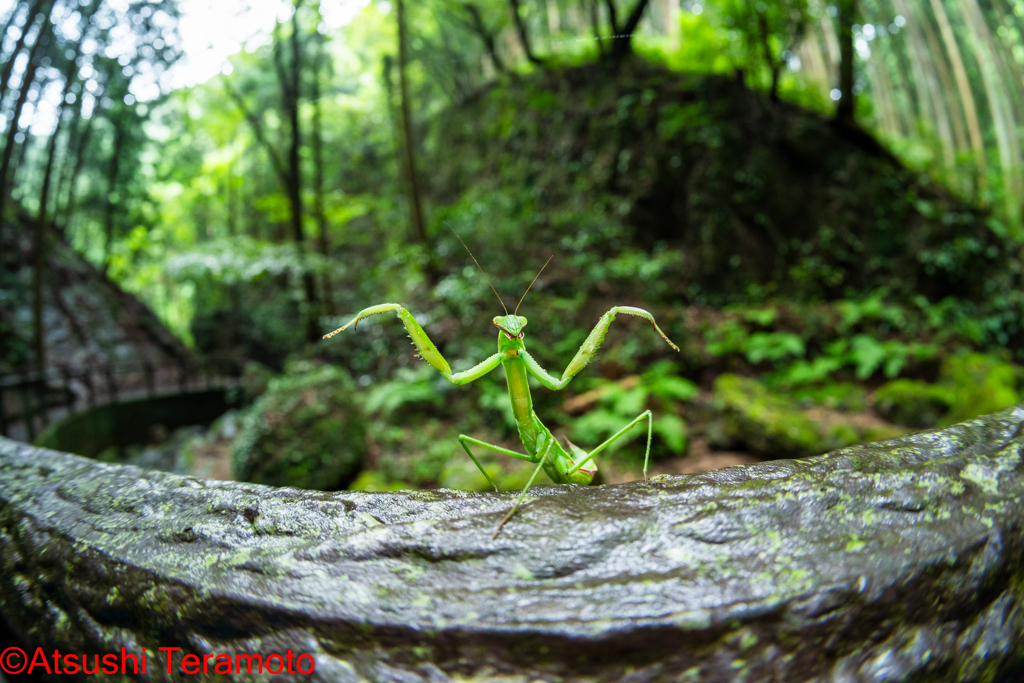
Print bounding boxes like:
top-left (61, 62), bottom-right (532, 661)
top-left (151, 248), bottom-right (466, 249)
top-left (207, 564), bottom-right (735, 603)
top-left (873, 378), bottom-right (955, 428)
top-left (231, 364), bottom-right (366, 490)
top-left (871, 354), bottom-right (1023, 430)
top-left (710, 374), bottom-right (822, 457)
top-left (940, 353), bottom-right (1023, 425)
top-left (3, 407), bottom-right (1024, 681)
top-left (711, 374), bottom-right (901, 458)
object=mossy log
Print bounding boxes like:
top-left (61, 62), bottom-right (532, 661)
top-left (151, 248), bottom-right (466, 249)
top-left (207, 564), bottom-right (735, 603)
top-left (2, 408), bottom-right (1024, 682)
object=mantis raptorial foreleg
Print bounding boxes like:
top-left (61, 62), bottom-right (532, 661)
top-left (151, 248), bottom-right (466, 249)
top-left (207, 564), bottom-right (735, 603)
top-left (564, 307), bottom-right (679, 379)
top-left (518, 306), bottom-right (679, 391)
top-left (324, 303), bottom-right (503, 384)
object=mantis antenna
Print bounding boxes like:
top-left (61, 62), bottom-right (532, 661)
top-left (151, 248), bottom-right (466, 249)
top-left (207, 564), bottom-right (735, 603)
top-left (448, 224), bottom-right (508, 314)
top-left (515, 255), bottom-right (553, 315)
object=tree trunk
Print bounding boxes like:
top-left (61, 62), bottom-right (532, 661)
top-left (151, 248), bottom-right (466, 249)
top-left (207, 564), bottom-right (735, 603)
top-left (32, 0), bottom-right (100, 372)
top-left (0, 0), bottom-right (49, 109)
top-left (910, 0), bottom-right (968, 155)
top-left (509, 0), bottom-right (543, 64)
top-left (753, 8), bottom-right (782, 101)
top-left (958, 0), bottom-right (1022, 220)
top-left (281, 0), bottom-right (319, 341)
top-left (226, 167), bottom-right (236, 236)
top-left (589, 0), bottom-right (606, 57)
top-left (0, 5), bottom-right (52, 221)
top-left (396, 0), bottom-right (428, 247)
top-left (864, 49), bottom-right (901, 137)
top-left (892, 0), bottom-right (954, 168)
top-left (929, 0), bottom-right (985, 191)
top-left (834, 0), bottom-right (855, 125)
top-left (0, 4), bottom-right (24, 55)
top-left (102, 114), bottom-right (125, 274)
top-left (606, 0), bottom-right (650, 61)
top-left (312, 24), bottom-right (332, 314)
top-left (463, 3), bottom-right (506, 72)
top-left (57, 110), bottom-right (94, 229)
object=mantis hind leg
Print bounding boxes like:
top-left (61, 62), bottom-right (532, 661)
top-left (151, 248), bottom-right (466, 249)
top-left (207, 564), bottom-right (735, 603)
top-left (492, 441), bottom-right (554, 539)
top-left (567, 410), bottom-right (654, 480)
top-left (458, 435), bottom-right (535, 493)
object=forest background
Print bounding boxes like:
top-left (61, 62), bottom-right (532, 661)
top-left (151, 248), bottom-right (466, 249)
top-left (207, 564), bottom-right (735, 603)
top-left (2, 0), bottom-right (1024, 492)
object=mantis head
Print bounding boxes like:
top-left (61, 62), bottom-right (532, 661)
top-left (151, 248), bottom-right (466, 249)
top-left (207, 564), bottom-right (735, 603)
top-left (493, 315), bottom-right (527, 340)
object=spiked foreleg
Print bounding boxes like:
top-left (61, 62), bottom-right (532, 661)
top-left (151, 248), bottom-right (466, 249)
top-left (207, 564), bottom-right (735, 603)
top-left (562, 307), bottom-right (679, 380)
top-left (519, 307), bottom-right (679, 391)
top-left (323, 303), bottom-right (502, 384)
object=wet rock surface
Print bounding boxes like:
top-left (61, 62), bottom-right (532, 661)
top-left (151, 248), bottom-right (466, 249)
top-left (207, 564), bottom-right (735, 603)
top-left (2, 407), bottom-right (1024, 682)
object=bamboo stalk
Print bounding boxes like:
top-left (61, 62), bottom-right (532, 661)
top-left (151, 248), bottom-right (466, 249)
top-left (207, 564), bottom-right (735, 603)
top-left (894, 0), bottom-right (954, 168)
top-left (909, 0), bottom-right (968, 154)
top-left (929, 0), bottom-right (986, 183)
top-left (865, 45), bottom-right (902, 136)
top-left (957, 0), bottom-right (1022, 219)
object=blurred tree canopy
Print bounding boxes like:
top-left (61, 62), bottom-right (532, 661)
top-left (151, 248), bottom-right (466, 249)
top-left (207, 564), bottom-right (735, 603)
top-left (2, 0), bottom-right (1023, 374)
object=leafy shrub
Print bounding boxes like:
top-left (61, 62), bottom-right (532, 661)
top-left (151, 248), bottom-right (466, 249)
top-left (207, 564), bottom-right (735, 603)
top-left (568, 361), bottom-right (697, 459)
top-left (365, 364), bottom-right (448, 415)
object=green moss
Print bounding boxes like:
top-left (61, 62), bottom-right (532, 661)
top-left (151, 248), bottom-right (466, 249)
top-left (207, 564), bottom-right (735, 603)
top-left (349, 470), bottom-right (407, 492)
top-left (939, 353), bottom-right (1023, 425)
top-left (873, 379), bottom-right (955, 428)
top-left (789, 382), bottom-right (868, 412)
top-left (712, 374), bottom-right (834, 458)
top-left (870, 354), bottom-right (1022, 429)
top-left (713, 374), bottom-right (810, 454)
top-left (231, 364), bottom-right (367, 490)
top-left (712, 374), bottom-right (903, 458)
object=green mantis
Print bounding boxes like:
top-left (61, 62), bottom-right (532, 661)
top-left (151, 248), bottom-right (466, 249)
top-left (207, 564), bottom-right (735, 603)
top-left (324, 246), bottom-right (679, 538)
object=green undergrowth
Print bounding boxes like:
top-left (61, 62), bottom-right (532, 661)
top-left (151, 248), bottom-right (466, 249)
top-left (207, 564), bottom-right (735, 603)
top-left (215, 281), bottom-right (1024, 490)
top-left (222, 333), bottom-right (1023, 492)
top-left (125, 62), bottom-right (1024, 488)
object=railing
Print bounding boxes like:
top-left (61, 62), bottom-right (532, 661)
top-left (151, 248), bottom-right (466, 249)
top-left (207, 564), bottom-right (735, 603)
top-left (0, 359), bottom-right (239, 443)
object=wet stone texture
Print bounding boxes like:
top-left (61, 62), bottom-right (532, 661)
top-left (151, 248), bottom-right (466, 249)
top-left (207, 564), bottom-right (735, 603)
top-left (2, 408), bottom-right (1024, 682)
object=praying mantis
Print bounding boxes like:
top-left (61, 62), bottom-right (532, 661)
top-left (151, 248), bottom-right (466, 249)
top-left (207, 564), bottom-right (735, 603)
top-left (324, 240), bottom-right (679, 538)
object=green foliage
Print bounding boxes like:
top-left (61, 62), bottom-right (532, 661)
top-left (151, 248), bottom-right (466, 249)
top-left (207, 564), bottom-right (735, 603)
top-left (874, 380), bottom-right (955, 429)
top-left (871, 353), bottom-right (1024, 429)
top-left (365, 365), bottom-right (449, 414)
top-left (698, 284), bottom-right (1021, 397)
top-left (715, 0), bottom-right (810, 96)
top-left (232, 363), bottom-right (367, 490)
top-left (939, 354), bottom-right (1023, 425)
top-left (787, 382), bottom-right (867, 412)
top-left (568, 361), bottom-right (697, 459)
